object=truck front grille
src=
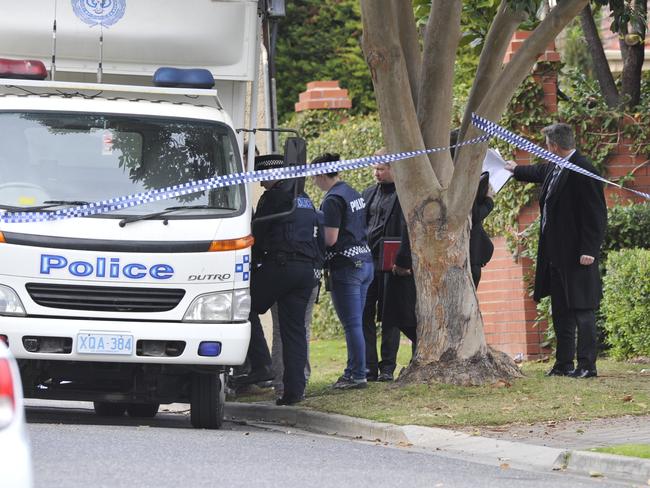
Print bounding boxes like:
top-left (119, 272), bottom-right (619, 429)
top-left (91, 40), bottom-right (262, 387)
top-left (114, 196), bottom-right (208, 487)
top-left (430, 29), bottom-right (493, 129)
top-left (25, 283), bottom-right (186, 312)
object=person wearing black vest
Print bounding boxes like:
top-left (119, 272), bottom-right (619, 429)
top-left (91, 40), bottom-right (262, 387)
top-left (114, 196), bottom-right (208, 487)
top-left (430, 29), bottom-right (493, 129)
top-left (312, 153), bottom-right (373, 390)
top-left (505, 123), bottom-right (607, 379)
top-left (361, 162), bottom-right (403, 382)
top-left (245, 154), bottom-right (321, 405)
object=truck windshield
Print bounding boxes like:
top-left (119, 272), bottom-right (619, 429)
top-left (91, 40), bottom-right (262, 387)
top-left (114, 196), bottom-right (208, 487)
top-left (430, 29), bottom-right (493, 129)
top-left (0, 112), bottom-right (243, 217)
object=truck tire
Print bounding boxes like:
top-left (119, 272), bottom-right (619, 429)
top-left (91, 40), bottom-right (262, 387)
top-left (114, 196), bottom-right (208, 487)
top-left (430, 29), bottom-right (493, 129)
top-left (190, 372), bottom-right (224, 429)
top-left (93, 401), bottom-right (127, 417)
top-left (126, 403), bottom-right (159, 418)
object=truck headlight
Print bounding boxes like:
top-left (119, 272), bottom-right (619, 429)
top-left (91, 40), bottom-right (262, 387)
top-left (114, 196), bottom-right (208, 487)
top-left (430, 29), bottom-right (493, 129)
top-left (0, 285), bottom-right (25, 316)
top-left (183, 289), bottom-right (250, 322)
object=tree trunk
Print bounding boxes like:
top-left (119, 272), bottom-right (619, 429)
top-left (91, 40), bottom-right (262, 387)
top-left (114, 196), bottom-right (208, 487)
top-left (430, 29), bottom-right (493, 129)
top-left (618, 0), bottom-right (647, 109)
top-left (402, 211), bottom-right (521, 386)
top-left (580, 5), bottom-right (619, 108)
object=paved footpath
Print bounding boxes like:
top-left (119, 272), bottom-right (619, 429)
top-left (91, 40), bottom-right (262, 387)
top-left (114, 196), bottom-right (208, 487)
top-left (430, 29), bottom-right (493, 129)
top-left (223, 402), bottom-right (650, 486)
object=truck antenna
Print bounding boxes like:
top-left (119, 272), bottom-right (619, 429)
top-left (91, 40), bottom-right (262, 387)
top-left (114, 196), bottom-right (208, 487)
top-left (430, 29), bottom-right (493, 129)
top-left (50, 0), bottom-right (57, 80)
top-left (97, 24), bottom-right (104, 83)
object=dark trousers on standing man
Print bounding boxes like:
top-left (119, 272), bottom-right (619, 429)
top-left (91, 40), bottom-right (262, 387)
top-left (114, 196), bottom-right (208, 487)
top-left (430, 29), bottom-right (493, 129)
top-left (550, 267), bottom-right (598, 372)
top-left (362, 269), bottom-right (400, 379)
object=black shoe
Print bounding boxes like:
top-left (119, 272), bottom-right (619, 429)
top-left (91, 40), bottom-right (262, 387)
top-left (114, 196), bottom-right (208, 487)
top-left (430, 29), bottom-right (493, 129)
top-left (333, 375), bottom-right (368, 390)
top-left (275, 395), bottom-right (303, 406)
top-left (366, 369), bottom-right (378, 382)
top-left (231, 365), bottom-right (274, 385)
top-left (377, 372), bottom-right (394, 382)
top-left (546, 367), bottom-right (573, 377)
top-left (568, 368), bottom-right (597, 379)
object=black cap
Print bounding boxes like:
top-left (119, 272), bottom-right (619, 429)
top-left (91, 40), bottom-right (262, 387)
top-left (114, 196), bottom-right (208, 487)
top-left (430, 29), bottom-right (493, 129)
top-left (254, 154), bottom-right (284, 171)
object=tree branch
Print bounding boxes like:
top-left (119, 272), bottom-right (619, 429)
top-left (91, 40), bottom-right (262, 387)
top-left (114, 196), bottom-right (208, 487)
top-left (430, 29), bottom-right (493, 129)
top-left (360, 0), bottom-right (441, 212)
top-left (459, 1), bottom-right (527, 141)
top-left (417, 0), bottom-right (463, 188)
top-left (393, 0), bottom-right (422, 108)
top-left (580, 4), bottom-right (619, 108)
top-left (448, 0), bottom-right (589, 221)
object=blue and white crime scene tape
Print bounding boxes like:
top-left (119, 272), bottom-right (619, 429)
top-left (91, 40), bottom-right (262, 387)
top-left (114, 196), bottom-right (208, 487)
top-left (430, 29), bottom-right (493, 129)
top-left (471, 113), bottom-right (650, 201)
top-left (1, 115), bottom-right (647, 224)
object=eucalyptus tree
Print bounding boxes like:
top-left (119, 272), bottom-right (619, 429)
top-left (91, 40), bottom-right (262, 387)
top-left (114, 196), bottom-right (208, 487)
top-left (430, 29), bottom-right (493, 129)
top-left (359, 0), bottom-right (589, 385)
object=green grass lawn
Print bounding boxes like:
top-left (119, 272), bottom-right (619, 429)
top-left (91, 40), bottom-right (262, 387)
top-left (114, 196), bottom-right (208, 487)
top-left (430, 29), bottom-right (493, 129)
top-left (591, 444), bottom-right (650, 459)
top-left (238, 338), bottom-right (650, 428)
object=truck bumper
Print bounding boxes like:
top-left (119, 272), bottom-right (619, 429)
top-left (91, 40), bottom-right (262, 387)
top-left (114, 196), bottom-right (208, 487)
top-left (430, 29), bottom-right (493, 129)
top-left (0, 316), bottom-right (250, 365)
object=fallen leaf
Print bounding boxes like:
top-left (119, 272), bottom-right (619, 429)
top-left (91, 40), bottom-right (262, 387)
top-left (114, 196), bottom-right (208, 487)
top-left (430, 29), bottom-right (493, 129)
top-left (576, 429), bottom-right (585, 434)
top-left (398, 441), bottom-right (414, 448)
top-left (500, 463), bottom-right (510, 470)
top-left (589, 471), bottom-right (604, 478)
top-left (623, 395), bottom-right (633, 402)
top-left (492, 379), bottom-right (512, 388)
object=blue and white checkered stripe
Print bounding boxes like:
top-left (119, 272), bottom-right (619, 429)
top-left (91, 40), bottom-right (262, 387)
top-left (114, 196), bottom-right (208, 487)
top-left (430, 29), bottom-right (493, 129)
top-left (471, 113), bottom-right (650, 201)
top-left (0, 136), bottom-right (489, 224)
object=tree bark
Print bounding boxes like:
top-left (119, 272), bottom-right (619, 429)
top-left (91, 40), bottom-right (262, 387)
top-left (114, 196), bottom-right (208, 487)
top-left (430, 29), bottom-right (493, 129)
top-left (580, 4), bottom-right (619, 108)
top-left (417, 0), bottom-right (462, 187)
top-left (619, 0), bottom-right (647, 109)
top-left (393, 0), bottom-right (422, 109)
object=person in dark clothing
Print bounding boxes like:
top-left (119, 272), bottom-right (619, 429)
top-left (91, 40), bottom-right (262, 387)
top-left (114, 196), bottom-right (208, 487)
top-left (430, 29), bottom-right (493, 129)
top-left (361, 162), bottom-right (405, 381)
top-left (505, 123), bottom-right (607, 379)
top-left (240, 154), bottom-right (321, 405)
top-left (449, 129), bottom-right (495, 288)
top-left (384, 219), bottom-right (418, 351)
top-left (312, 153), bottom-right (374, 390)
top-left (470, 172), bottom-right (495, 288)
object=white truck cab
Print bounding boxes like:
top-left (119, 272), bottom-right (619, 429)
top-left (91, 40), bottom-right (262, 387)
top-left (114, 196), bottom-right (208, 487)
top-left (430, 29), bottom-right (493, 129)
top-left (0, 0), bottom-right (267, 428)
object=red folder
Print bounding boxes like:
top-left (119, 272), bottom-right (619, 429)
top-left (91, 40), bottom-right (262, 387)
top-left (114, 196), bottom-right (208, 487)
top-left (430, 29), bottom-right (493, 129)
top-left (379, 238), bottom-right (401, 272)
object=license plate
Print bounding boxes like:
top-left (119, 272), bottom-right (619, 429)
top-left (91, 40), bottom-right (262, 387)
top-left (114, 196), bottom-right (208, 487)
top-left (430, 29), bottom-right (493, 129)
top-left (77, 333), bottom-right (133, 355)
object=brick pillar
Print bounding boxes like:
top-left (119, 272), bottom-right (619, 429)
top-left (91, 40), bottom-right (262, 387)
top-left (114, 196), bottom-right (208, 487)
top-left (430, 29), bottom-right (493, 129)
top-left (295, 80), bottom-right (352, 112)
top-left (605, 126), bottom-right (650, 205)
top-left (478, 32), bottom-right (560, 360)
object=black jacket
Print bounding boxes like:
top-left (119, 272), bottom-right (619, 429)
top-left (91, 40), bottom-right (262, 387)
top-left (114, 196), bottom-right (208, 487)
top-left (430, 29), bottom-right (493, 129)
top-left (513, 150), bottom-right (607, 308)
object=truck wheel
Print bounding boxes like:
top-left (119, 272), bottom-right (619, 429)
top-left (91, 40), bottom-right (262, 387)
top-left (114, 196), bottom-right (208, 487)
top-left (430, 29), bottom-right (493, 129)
top-left (190, 372), bottom-right (225, 429)
top-left (126, 403), bottom-right (160, 418)
top-left (93, 401), bottom-right (127, 417)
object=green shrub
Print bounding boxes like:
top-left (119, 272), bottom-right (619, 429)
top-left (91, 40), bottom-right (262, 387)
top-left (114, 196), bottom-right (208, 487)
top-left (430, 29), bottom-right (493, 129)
top-left (603, 202), bottom-right (650, 255)
top-left (601, 248), bottom-right (650, 359)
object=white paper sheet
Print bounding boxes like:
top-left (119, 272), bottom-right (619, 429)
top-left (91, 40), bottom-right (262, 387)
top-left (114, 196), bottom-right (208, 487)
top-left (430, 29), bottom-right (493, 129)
top-left (482, 148), bottom-right (512, 193)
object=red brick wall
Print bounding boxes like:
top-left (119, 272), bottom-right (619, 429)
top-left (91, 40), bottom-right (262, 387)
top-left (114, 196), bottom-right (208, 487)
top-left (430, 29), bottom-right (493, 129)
top-left (295, 80), bottom-right (352, 112)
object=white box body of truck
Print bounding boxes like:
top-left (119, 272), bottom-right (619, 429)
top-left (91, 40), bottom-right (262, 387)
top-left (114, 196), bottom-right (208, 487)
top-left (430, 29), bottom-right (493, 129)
top-left (0, 0), bottom-right (262, 428)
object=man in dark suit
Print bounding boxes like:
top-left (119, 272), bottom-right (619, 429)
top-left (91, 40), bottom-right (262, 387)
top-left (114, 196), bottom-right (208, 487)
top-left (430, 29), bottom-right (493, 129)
top-left (505, 123), bottom-right (607, 379)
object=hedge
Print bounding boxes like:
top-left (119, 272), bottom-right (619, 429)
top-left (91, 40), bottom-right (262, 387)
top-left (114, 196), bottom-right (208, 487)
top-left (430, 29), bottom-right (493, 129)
top-left (601, 248), bottom-right (650, 359)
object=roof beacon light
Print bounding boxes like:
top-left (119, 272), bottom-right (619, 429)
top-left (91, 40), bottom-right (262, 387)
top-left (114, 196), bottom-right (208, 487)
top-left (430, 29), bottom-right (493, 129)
top-left (153, 67), bottom-right (214, 89)
top-left (0, 58), bottom-right (48, 80)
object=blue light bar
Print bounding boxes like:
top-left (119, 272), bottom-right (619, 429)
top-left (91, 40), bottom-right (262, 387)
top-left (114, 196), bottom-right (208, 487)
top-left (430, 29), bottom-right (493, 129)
top-left (153, 67), bottom-right (215, 89)
top-left (198, 341), bottom-right (222, 357)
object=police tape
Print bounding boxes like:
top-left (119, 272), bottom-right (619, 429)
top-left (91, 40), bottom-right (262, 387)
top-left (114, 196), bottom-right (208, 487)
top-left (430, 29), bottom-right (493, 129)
top-left (0, 135), bottom-right (489, 223)
top-left (471, 113), bottom-right (650, 201)
top-left (1, 115), bottom-right (647, 224)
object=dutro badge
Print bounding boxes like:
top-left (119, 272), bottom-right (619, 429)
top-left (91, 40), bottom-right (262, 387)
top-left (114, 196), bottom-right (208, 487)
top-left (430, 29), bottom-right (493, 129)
top-left (71, 0), bottom-right (126, 28)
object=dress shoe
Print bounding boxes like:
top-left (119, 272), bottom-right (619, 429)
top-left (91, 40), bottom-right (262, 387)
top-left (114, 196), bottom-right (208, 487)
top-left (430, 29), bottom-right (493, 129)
top-left (568, 368), bottom-right (597, 379)
top-left (377, 372), bottom-right (394, 382)
top-left (545, 367), bottom-right (573, 377)
top-left (275, 395), bottom-right (303, 406)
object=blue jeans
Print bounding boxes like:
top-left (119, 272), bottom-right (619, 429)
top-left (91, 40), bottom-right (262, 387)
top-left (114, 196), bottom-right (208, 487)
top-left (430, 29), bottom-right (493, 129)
top-left (330, 261), bottom-right (374, 380)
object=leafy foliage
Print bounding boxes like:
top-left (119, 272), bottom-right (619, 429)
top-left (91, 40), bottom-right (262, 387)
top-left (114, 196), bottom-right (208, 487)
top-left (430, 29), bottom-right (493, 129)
top-left (274, 0), bottom-right (375, 122)
top-left (601, 248), bottom-right (650, 359)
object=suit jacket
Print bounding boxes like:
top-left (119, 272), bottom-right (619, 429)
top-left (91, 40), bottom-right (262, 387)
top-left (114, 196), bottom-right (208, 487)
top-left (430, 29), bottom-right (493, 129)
top-left (513, 150), bottom-right (607, 308)
top-left (362, 184), bottom-right (403, 256)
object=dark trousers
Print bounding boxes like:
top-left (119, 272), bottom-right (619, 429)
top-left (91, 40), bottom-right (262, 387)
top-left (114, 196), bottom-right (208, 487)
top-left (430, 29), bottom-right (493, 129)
top-left (362, 269), bottom-right (400, 377)
top-left (471, 264), bottom-right (482, 288)
top-left (550, 268), bottom-right (598, 372)
top-left (250, 259), bottom-right (315, 399)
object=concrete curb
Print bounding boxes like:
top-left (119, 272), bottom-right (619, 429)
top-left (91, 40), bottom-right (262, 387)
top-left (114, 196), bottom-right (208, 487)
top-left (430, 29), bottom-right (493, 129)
top-left (562, 450), bottom-right (650, 483)
top-left (224, 402), bottom-right (650, 484)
